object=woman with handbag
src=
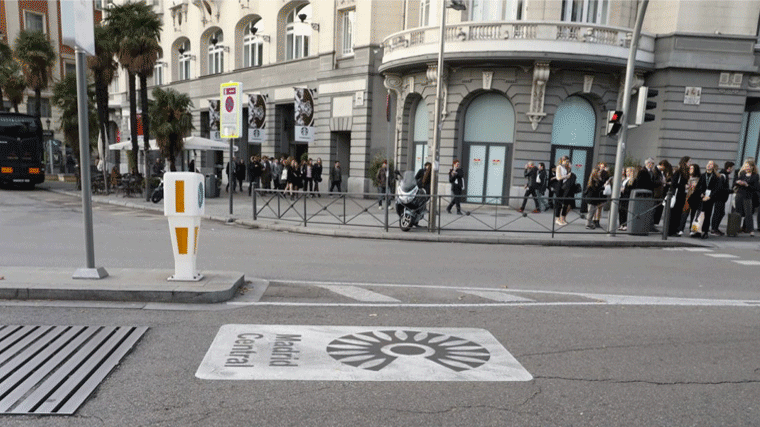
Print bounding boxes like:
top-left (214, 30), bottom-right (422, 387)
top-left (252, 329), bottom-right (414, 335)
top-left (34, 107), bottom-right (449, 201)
top-left (734, 159), bottom-right (759, 236)
top-left (553, 156), bottom-right (571, 226)
top-left (668, 157), bottom-right (691, 237)
top-left (680, 163), bottom-right (701, 236)
top-left (618, 167), bottom-right (636, 231)
top-left (585, 166), bottom-right (605, 230)
top-left (692, 161), bottom-right (720, 239)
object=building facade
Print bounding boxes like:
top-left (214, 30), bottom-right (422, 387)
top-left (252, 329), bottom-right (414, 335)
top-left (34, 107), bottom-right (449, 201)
top-left (104, 0), bottom-right (760, 201)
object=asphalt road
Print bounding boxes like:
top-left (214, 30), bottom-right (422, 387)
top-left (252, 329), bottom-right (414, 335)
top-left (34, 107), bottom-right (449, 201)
top-left (1, 187), bottom-right (759, 426)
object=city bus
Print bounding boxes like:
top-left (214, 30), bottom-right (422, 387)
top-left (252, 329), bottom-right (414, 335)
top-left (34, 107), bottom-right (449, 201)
top-left (0, 112), bottom-right (45, 188)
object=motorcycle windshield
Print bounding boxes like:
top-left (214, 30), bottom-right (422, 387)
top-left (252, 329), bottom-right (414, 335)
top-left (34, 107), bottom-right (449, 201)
top-left (400, 171), bottom-right (417, 193)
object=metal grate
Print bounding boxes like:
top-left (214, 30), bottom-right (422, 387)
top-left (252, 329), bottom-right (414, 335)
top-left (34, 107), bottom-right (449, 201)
top-left (0, 325), bottom-right (148, 415)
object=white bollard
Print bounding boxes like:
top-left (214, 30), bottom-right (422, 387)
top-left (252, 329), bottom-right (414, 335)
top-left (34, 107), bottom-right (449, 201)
top-left (163, 172), bottom-right (205, 281)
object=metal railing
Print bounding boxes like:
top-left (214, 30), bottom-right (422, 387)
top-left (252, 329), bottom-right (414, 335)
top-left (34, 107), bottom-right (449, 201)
top-left (250, 189), bottom-right (673, 239)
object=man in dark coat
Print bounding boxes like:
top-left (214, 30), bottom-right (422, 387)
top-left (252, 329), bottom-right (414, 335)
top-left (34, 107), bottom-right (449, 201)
top-left (519, 162), bottom-right (541, 213)
top-left (329, 161), bottom-right (342, 194)
top-left (235, 157), bottom-right (246, 192)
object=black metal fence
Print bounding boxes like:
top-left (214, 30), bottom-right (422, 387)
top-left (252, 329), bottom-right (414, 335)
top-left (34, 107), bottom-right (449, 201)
top-left (250, 189), bottom-right (675, 239)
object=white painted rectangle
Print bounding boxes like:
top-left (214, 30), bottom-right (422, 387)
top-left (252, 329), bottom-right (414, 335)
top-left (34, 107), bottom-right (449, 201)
top-left (704, 253), bottom-right (739, 258)
top-left (732, 260), bottom-right (760, 266)
top-left (196, 325), bottom-right (532, 382)
top-left (319, 285), bottom-right (400, 303)
top-left (461, 291), bottom-right (534, 303)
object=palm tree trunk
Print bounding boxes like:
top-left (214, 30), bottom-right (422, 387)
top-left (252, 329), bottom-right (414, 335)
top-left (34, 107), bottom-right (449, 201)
top-left (95, 76), bottom-right (111, 191)
top-left (35, 88), bottom-right (42, 117)
top-left (128, 71), bottom-right (138, 173)
top-left (139, 73), bottom-right (151, 200)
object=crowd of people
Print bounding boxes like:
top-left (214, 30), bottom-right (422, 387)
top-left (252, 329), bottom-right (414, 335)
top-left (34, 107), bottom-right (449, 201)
top-left (519, 155), bottom-right (756, 238)
top-left (223, 156), bottom-right (347, 199)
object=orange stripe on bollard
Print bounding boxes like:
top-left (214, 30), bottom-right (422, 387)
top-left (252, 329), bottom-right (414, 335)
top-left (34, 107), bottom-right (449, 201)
top-left (176, 227), bottom-right (188, 254)
top-left (193, 227), bottom-right (198, 254)
top-left (175, 180), bottom-right (185, 213)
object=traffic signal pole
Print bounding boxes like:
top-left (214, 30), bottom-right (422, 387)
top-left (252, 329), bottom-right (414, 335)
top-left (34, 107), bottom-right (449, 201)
top-left (608, 0), bottom-right (649, 235)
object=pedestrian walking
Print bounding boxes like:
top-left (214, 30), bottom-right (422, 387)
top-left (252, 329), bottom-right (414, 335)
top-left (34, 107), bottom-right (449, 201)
top-left (376, 160), bottom-right (389, 209)
top-left (330, 161), bottom-right (342, 194)
top-left (313, 158), bottom-right (323, 196)
top-left (518, 162), bottom-right (541, 213)
top-left (734, 159), bottom-right (759, 236)
top-left (710, 161), bottom-right (734, 235)
top-left (668, 157), bottom-right (690, 237)
top-left (584, 166), bottom-right (605, 230)
top-left (446, 160), bottom-right (465, 215)
top-left (693, 160), bottom-right (719, 239)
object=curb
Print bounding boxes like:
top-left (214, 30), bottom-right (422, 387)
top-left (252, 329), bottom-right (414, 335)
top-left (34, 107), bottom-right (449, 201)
top-left (45, 187), bottom-right (703, 248)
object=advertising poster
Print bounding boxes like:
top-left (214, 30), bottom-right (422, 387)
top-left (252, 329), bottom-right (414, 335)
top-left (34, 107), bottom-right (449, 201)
top-left (248, 93), bottom-right (266, 144)
top-left (294, 87), bottom-right (315, 143)
top-left (209, 99), bottom-right (220, 141)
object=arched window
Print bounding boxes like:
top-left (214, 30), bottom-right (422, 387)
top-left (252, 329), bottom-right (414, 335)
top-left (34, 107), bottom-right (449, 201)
top-left (243, 21), bottom-right (264, 67)
top-left (178, 40), bottom-right (191, 81)
top-left (286, 4), bottom-right (311, 60)
top-left (208, 30), bottom-right (224, 75)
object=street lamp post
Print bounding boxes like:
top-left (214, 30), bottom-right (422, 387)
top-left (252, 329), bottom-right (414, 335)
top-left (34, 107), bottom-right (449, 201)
top-left (46, 118), bottom-right (53, 174)
top-left (429, 0), bottom-right (465, 232)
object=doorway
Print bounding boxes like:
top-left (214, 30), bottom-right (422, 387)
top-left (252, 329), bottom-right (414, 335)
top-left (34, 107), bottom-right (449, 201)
top-left (333, 131), bottom-right (350, 186)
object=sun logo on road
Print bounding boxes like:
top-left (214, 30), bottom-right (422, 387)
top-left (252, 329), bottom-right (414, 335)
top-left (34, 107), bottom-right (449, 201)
top-left (326, 329), bottom-right (490, 372)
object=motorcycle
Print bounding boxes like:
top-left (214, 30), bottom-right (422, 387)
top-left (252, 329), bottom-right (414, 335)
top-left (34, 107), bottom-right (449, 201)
top-left (151, 175), bottom-right (164, 204)
top-left (394, 170), bottom-right (427, 232)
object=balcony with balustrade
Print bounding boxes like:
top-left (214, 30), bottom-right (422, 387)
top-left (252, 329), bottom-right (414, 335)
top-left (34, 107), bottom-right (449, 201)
top-left (379, 21), bottom-right (655, 73)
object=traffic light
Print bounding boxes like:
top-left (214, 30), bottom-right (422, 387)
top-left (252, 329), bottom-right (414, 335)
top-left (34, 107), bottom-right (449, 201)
top-left (607, 110), bottom-right (623, 136)
top-left (635, 86), bottom-right (658, 124)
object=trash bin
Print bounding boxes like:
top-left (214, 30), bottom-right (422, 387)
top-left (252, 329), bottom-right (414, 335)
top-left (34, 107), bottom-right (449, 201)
top-left (628, 189), bottom-right (654, 235)
top-left (205, 174), bottom-right (220, 198)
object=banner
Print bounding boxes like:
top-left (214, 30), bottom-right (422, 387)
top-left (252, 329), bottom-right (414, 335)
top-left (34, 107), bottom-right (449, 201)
top-left (248, 93), bottom-right (266, 144)
top-left (294, 87), bottom-right (315, 143)
top-left (209, 99), bottom-right (220, 141)
top-left (220, 82), bottom-right (242, 139)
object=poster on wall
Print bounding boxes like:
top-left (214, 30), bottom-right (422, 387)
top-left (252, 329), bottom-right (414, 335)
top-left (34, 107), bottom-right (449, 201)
top-left (294, 87), bottom-right (315, 143)
top-left (209, 99), bottom-right (220, 141)
top-left (248, 93), bottom-right (266, 144)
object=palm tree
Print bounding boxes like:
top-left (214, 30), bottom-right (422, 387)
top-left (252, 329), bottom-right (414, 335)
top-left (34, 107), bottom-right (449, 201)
top-left (105, 2), bottom-right (162, 191)
top-left (51, 73), bottom-right (98, 179)
top-left (13, 30), bottom-right (56, 118)
top-left (149, 87), bottom-right (194, 172)
top-left (88, 24), bottom-right (119, 188)
top-left (0, 40), bottom-right (14, 112)
top-left (3, 61), bottom-right (27, 112)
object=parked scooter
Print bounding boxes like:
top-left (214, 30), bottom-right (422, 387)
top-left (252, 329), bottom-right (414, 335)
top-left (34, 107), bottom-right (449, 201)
top-left (151, 174), bottom-right (164, 204)
top-left (394, 170), bottom-right (427, 231)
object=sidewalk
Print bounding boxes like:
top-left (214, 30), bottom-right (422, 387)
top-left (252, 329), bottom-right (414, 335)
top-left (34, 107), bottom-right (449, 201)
top-left (39, 179), bottom-right (705, 248)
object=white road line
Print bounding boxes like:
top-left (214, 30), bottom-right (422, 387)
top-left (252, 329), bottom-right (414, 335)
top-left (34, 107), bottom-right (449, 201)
top-left (318, 285), bottom-right (401, 303)
top-left (704, 253), bottom-right (739, 258)
top-left (683, 248), bottom-right (713, 252)
top-left (733, 260), bottom-right (760, 266)
top-left (461, 290), bottom-right (534, 303)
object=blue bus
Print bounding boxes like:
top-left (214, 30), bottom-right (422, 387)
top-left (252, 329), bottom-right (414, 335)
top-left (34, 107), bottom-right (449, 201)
top-left (0, 112), bottom-right (45, 188)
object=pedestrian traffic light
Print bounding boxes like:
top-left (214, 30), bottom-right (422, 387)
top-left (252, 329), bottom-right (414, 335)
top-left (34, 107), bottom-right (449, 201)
top-left (635, 86), bottom-right (658, 124)
top-left (607, 110), bottom-right (623, 136)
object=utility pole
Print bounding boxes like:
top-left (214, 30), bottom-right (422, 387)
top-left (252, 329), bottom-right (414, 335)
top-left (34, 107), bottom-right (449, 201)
top-left (608, 0), bottom-right (649, 235)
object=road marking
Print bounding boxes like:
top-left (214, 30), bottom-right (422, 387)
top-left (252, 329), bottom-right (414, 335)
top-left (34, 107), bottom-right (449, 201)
top-left (704, 253), bottom-right (739, 258)
top-left (195, 325), bottom-right (532, 382)
top-left (683, 248), bottom-right (713, 252)
top-left (732, 260), bottom-right (760, 266)
top-left (461, 290), bottom-right (534, 303)
top-left (318, 285), bottom-right (401, 303)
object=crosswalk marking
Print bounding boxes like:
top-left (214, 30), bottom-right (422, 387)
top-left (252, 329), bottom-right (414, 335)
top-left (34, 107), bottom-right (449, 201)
top-left (704, 253), bottom-right (739, 258)
top-left (460, 290), bottom-right (534, 303)
top-left (732, 260), bottom-right (760, 266)
top-left (319, 285), bottom-right (401, 303)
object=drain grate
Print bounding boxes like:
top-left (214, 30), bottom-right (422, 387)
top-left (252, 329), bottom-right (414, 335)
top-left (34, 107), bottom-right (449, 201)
top-left (0, 325), bottom-right (148, 415)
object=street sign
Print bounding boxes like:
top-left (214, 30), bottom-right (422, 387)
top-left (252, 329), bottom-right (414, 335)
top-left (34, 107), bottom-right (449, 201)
top-left (220, 82), bottom-right (242, 139)
top-left (196, 325), bottom-right (532, 382)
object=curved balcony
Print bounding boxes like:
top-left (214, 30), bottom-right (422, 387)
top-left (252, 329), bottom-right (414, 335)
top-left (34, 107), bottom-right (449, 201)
top-left (379, 21), bottom-right (655, 73)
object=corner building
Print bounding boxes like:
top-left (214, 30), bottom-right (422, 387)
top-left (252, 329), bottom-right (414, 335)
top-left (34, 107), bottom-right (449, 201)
top-left (111, 0), bottom-right (760, 201)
